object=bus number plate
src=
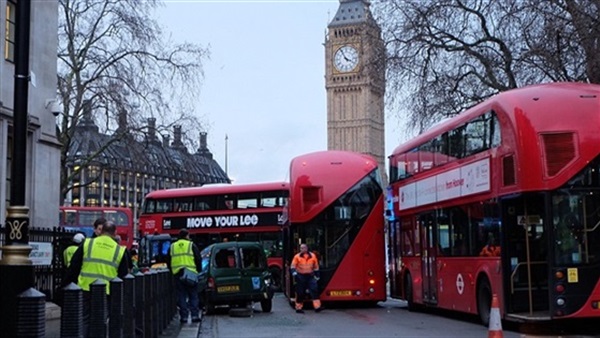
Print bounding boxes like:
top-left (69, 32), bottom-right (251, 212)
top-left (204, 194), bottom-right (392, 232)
top-left (217, 285), bottom-right (240, 293)
top-left (330, 290), bottom-right (352, 297)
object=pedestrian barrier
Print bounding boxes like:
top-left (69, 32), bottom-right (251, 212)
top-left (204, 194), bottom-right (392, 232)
top-left (50, 268), bottom-right (177, 338)
top-left (488, 293), bottom-right (503, 338)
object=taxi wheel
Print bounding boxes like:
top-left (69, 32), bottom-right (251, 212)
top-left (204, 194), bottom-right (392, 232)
top-left (261, 298), bottom-right (273, 313)
top-left (203, 296), bottom-right (215, 315)
top-left (205, 302), bottom-right (215, 315)
top-left (229, 307), bottom-right (253, 317)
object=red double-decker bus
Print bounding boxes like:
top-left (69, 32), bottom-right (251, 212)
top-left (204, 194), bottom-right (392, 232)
top-left (283, 150), bottom-right (386, 304)
top-left (138, 182), bottom-right (288, 289)
top-left (58, 206), bottom-right (135, 248)
top-left (387, 82), bottom-right (600, 324)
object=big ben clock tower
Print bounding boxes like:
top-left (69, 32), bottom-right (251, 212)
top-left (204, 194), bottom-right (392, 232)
top-left (326, 0), bottom-right (386, 180)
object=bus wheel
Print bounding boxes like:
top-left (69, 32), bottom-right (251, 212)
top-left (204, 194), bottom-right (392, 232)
top-left (477, 278), bottom-right (492, 326)
top-left (404, 274), bottom-right (416, 311)
top-left (269, 266), bottom-right (282, 291)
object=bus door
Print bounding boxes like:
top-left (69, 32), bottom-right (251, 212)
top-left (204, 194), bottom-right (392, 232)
top-left (388, 220), bottom-right (402, 297)
top-left (419, 212), bottom-right (438, 304)
top-left (501, 194), bottom-right (549, 316)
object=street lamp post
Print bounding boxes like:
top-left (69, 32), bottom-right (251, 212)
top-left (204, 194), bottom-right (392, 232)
top-left (0, 0), bottom-right (36, 336)
top-left (225, 134), bottom-right (229, 176)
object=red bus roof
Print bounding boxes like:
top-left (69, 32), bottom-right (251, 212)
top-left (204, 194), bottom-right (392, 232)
top-left (60, 206), bottom-right (133, 213)
top-left (144, 182), bottom-right (289, 199)
top-left (389, 81), bottom-right (600, 194)
top-left (289, 150), bottom-right (379, 221)
top-left (390, 82), bottom-right (600, 156)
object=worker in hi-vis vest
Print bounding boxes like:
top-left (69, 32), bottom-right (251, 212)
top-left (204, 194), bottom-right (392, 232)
top-left (66, 221), bottom-right (129, 336)
top-left (290, 243), bottom-right (322, 313)
top-left (167, 228), bottom-right (202, 324)
top-left (63, 233), bottom-right (85, 267)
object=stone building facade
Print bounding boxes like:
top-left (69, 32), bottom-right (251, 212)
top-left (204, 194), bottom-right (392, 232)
top-left (64, 103), bottom-right (230, 219)
top-left (0, 1), bottom-right (61, 228)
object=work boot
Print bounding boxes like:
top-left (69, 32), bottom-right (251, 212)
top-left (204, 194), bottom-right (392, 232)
top-left (296, 309), bottom-right (304, 314)
top-left (315, 307), bottom-right (322, 313)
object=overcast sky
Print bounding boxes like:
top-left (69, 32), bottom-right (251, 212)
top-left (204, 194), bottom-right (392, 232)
top-left (157, 0), bottom-right (403, 184)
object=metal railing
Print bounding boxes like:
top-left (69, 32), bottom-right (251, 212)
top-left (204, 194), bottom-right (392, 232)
top-left (59, 268), bottom-right (177, 338)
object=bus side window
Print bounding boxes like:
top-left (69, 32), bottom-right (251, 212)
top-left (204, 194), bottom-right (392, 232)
top-left (195, 202), bottom-right (210, 211)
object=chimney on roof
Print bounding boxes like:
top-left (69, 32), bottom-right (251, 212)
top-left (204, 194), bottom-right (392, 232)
top-left (197, 131), bottom-right (213, 159)
top-left (82, 100), bottom-right (93, 122)
top-left (79, 99), bottom-right (98, 131)
top-left (116, 108), bottom-right (127, 134)
top-left (162, 134), bottom-right (170, 147)
top-left (200, 132), bottom-right (208, 150)
top-left (172, 125), bottom-right (185, 149)
top-left (147, 117), bottom-right (157, 143)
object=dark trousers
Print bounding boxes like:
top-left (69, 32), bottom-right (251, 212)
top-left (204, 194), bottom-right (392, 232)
top-left (175, 277), bottom-right (201, 320)
top-left (295, 273), bottom-right (318, 303)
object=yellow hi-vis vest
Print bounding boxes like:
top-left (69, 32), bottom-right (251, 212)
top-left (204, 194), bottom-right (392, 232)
top-left (78, 236), bottom-right (125, 294)
top-left (170, 239), bottom-right (197, 275)
top-left (63, 245), bottom-right (78, 267)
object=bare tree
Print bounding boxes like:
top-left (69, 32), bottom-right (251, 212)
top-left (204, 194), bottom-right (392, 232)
top-left (374, 0), bottom-right (600, 134)
top-left (57, 0), bottom-right (209, 199)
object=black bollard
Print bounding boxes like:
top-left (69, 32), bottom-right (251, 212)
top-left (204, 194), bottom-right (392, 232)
top-left (122, 274), bottom-right (135, 338)
top-left (109, 277), bottom-right (123, 338)
top-left (61, 283), bottom-right (84, 338)
top-left (89, 280), bottom-right (107, 338)
top-left (157, 271), bottom-right (164, 332)
top-left (151, 271), bottom-right (160, 336)
top-left (16, 288), bottom-right (45, 338)
top-left (134, 272), bottom-right (145, 337)
top-left (144, 270), bottom-right (155, 338)
top-left (159, 270), bottom-right (169, 330)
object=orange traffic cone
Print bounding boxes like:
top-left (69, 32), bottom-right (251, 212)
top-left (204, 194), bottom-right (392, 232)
top-left (488, 294), bottom-right (503, 338)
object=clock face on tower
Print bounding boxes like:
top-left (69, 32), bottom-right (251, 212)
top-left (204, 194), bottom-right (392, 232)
top-left (334, 45), bottom-right (359, 72)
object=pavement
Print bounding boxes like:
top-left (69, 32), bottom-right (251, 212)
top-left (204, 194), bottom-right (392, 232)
top-left (45, 302), bottom-right (200, 338)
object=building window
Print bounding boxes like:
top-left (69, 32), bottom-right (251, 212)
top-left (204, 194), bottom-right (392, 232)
top-left (86, 198), bottom-right (99, 207)
top-left (4, 0), bottom-right (16, 62)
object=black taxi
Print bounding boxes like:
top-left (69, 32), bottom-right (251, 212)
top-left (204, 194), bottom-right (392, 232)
top-left (199, 241), bottom-right (273, 313)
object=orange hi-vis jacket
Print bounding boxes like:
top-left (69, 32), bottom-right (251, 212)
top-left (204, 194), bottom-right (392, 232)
top-left (291, 252), bottom-right (319, 275)
top-left (479, 244), bottom-right (501, 257)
